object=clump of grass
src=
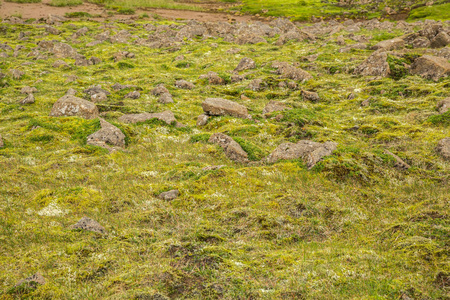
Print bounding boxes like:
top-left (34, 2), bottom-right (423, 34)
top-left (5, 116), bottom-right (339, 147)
top-left (4, 0), bottom-right (41, 3)
top-left (65, 11), bottom-right (93, 18)
top-left (49, 0), bottom-right (83, 7)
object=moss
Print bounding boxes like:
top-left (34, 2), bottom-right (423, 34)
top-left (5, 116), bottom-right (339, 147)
top-left (232, 137), bottom-right (267, 161)
top-left (426, 111), bottom-right (450, 126)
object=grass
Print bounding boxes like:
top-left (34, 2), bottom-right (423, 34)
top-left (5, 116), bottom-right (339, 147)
top-left (408, 3), bottom-right (450, 20)
top-left (49, 0), bottom-right (83, 7)
top-left (0, 11), bottom-right (449, 300)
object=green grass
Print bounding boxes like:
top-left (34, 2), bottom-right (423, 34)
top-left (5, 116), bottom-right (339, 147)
top-left (408, 3), bottom-right (450, 20)
top-left (4, 0), bottom-right (41, 3)
top-left (49, 0), bottom-right (83, 7)
top-left (0, 15), bottom-right (449, 300)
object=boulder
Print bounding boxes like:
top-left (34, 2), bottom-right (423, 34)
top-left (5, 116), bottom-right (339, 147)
top-left (49, 95), bottom-right (99, 119)
top-left (158, 189), bottom-right (179, 201)
top-left (52, 42), bottom-right (78, 59)
top-left (430, 31), bottom-right (450, 48)
top-left (384, 150), bottom-right (410, 170)
top-left (371, 37), bottom-right (405, 51)
top-left (119, 110), bottom-right (176, 125)
top-left (20, 93), bottom-right (35, 105)
top-left (266, 140), bottom-right (337, 169)
top-left (208, 133), bottom-right (248, 163)
top-left (151, 84), bottom-right (169, 96)
top-left (436, 138), bottom-right (450, 160)
top-left (202, 98), bottom-right (249, 119)
top-left (262, 100), bottom-right (291, 114)
top-left (410, 55), bottom-right (450, 82)
top-left (71, 217), bottom-right (105, 234)
top-left (437, 98), bottom-right (450, 114)
top-left (87, 118), bottom-right (125, 151)
top-left (354, 51), bottom-right (390, 77)
top-left (234, 57), bottom-right (256, 72)
top-left (273, 62), bottom-right (313, 82)
top-left (21, 86), bottom-right (37, 94)
top-left (412, 37), bottom-right (431, 48)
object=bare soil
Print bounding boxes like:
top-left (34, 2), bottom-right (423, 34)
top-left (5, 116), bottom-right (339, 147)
top-left (0, 0), bottom-right (260, 22)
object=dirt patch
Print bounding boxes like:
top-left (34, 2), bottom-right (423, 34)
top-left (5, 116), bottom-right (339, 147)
top-left (0, 0), bottom-right (261, 23)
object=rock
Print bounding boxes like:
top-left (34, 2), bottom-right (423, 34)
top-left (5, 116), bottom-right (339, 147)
top-left (21, 86), bottom-right (37, 94)
top-left (361, 98), bottom-right (371, 107)
top-left (248, 78), bottom-right (265, 91)
top-left (412, 37), bottom-right (431, 48)
top-left (207, 72), bottom-right (225, 85)
top-left (175, 80), bottom-right (195, 90)
top-left (354, 51), bottom-right (390, 77)
top-left (263, 100), bottom-right (291, 114)
top-left (336, 35), bottom-right (346, 45)
top-left (371, 37), bottom-right (405, 51)
top-left (20, 93), bottom-right (35, 105)
top-left (87, 118), bottom-right (125, 151)
top-left (384, 150), bottom-right (410, 170)
top-left (91, 92), bottom-right (107, 102)
top-left (437, 47), bottom-right (450, 60)
top-left (266, 140), bottom-right (337, 169)
top-left (52, 60), bottom-right (69, 68)
top-left (10, 69), bottom-right (24, 79)
top-left (338, 43), bottom-right (367, 53)
top-left (119, 110), bottom-right (176, 125)
top-left (158, 189), bottom-right (179, 201)
top-left (50, 95), bottom-right (99, 119)
top-left (273, 62), bottom-right (313, 82)
top-left (71, 217), bottom-right (105, 234)
top-left (234, 57), bottom-right (256, 72)
top-left (410, 55), bottom-right (450, 82)
top-left (436, 138), bottom-right (450, 160)
top-left (437, 98), bottom-right (450, 114)
top-left (89, 57), bottom-right (101, 65)
top-left (113, 51), bottom-right (135, 62)
top-left (208, 133), bottom-right (248, 163)
top-left (430, 31), bottom-right (450, 48)
top-left (125, 91), bottom-right (140, 99)
top-left (151, 84), bottom-right (169, 96)
top-left (15, 273), bottom-right (45, 289)
top-left (45, 25), bottom-right (61, 35)
top-left (0, 134), bottom-right (3, 148)
top-left (65, 75), bottom-right (78, 83)
top-left (231, 74), bottom-right (244, 83)
top-left (202, 98), bottom-right (249, 119)
top-left (158, 93), bottom-right (174, 104)
top-left (301, 90), bottom-right (320, 102)
top-left (196, 114), bottom-right (209, 126)
top-left (202, 165), bottom-right (225, 171)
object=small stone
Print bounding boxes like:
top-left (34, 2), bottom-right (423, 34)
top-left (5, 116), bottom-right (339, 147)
top-left (71, 217), bottom-right (105, 234)
top-left (436, 138), bottom-right (450, 160)
top-left (207, 72), bottom-right (225, 85)
top-left (21, 86), bottom-right (37, 94)
top-left (175, 80), bottom-right (195, 90)
top-left (437, 98), bottom-right (450, 114)
top-left (248, 78), bottom-right (265, 91)
top-left (15, 273), bottom-right (45, 288)
top-left (410, 55), bottom-right (450, 82)
top-left (66, 88), bottom-right (77, 96)
top-left (354, 51), bottom-right (390, 77)
top-left (20, 93), bottom-right (35, 104)
top-left (234, 57), bottom-right (256, 72)
top-left (384, 150), bottom-right (410, 170)
top-left (202, 165), bottom-right (225, 171)
top-left (65, 75), bottom-right (78, 83)
top-left (209, 133), bottom-right (248, 163)
top-left (158, 189), bottom-right (179, 201)
top-left (91, 92), bottom-right (107, 102)
top-left (87, 118), bottom-right (126, 151)
top-left (202, 98), bottom-right (249, 119)
top-left (196, 114), bottom-right (209, 126)
top-left (151, 84), bottom-right (169, 96)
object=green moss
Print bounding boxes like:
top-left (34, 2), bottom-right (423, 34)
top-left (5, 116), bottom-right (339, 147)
top-left (426, 111), bottom-right (450, 126)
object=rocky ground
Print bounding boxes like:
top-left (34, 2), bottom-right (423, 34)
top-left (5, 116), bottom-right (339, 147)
top-left (0, 12), bottom-right (449, 299)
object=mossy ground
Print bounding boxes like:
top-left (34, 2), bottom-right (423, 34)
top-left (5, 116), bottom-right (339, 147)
top-left (0, 17), bottom-right (449, 299)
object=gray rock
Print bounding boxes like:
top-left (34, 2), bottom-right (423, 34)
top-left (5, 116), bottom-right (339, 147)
top-left (234, 57), bottom-right (256, 72)
top-left (301, 90), bottom-right (320, 102)
top-left (437, 98), bottom-right (450, 114)
top-left (50, 95), bottom-right (99, 119)
top-left (125, 91), bottom-right (141, 99)
top-left (158, 189), bottom-right (179, 201)
top-left (158, 93), bottom-right (174, 104)
top-left (248, 78), bottom-right (265, 91)
top-left (15, 273), bottom-right (45, 288)
top-left (87, 118), bottom-right (125, 151)
top-left (384, 150), bottom-right (410, 170)
top-left (412, 37), bottom-right (431, 48)
top-left (151, 84), bottom-right (169, 96)
top-left (371, 37), bottom-right (405, 51)
top-left (175, 80), bottom-right (195, 90)
top-left (410, 55), bottom-right (450, 82)
top-left (52, 42), bottom-right (78, 59)
top-left (273, 62), bottom-right (313, 82)
top-left (208, 133), bottom-right (248, 163)
top-left (430, 31), bottom-right (450, 48)
top-left (91, 92), bottom-right (107, 102)
top-left (119, 110), bottom-right (176, 125)
top-left (202, 98), bottom-right (249, 119)
top-left (263, 100), bottom-right (291, 114)
top-left (84, 85), bottom-right (110, 96)
top-left (436, 137), bottom-right (450, 160)
top-left (354, 51), bottom-right (390, 77)
top-left (71, 217), bottom-right (105, 234)
top-left (267, 140), bottom-right (337, 169)
top-left (196, 114), bottom-right (209, 126)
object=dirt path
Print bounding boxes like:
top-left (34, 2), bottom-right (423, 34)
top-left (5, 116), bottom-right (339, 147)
top-left (0, 0), bottom-right (261, 23)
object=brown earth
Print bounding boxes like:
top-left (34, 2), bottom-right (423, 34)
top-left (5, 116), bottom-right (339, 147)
top-left (0, 0), bottom-right (260, 22)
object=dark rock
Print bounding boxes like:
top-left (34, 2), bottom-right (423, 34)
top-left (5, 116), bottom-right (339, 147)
top-left (158, 189), bottom-right (179, 201)
top-left (50, 95), bottom-right (99, 119)
top-left (202, 98), bottom-right (249, 119)
top-left (267, 140), bottom-right (337, 169)
top-left (71, 217), bottom-right (105, 234)
top-left (412, 37), bottom-right (431, 48)
top-left (208, 133), bottom-right (248, 163)
top-left (231, 74), bottom-right (244, 83)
